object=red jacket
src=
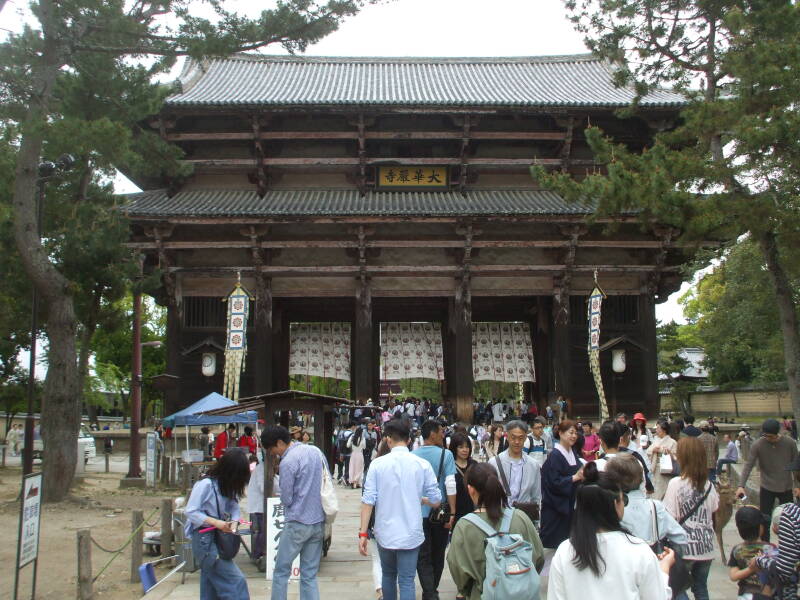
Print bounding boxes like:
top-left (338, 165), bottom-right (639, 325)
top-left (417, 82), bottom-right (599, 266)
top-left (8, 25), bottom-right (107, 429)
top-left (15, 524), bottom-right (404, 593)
top-left (213, 430), bottom-right (234, 459)
top-left (238, 434), bottom-right (257, 454)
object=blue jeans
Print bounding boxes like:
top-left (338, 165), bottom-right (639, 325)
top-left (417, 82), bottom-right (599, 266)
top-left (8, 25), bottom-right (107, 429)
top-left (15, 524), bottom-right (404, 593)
top-left (378, 544), bottom-right (420, 600)
top-left (716, 458), bottom-right (736, 475)
top-left (270, 521), bottom-right (325, 600)
top-left (675, 559), bottom-right (712, 600)
top-left (191, 531), bottom-right (250, 600)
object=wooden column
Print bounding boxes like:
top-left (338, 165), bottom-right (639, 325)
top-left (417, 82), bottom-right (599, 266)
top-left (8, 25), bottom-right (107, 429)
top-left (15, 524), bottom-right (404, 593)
top-left (534, 297), bottom-right (552, 410)
top-left (254, 275), bottom-right (273, 395)
top-left (640, 290), bottom-right (659, 417)
top-left (271, 306), bottom-right (289, 392)
top-left (165, 303), bottom-right (181, 415)
top-left (445, 296), bottom-right (474, 423)
top-left (352, 280), bottom-right (375, 404)
top-left (552, 283), bottom-right (573, 400)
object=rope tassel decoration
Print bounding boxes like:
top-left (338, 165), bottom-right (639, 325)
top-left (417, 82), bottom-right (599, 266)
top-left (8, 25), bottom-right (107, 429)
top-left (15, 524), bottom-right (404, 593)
top-left (223, 276), bottom-right (252, 402)
top-left (588, 272), bottom-right (609, 421)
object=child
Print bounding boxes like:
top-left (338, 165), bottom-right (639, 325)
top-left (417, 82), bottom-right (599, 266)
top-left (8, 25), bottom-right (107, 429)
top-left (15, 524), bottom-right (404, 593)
top-left (728, 506), bottom-right (775, 600)
top-left (755, 503), bottom-right (798, 600)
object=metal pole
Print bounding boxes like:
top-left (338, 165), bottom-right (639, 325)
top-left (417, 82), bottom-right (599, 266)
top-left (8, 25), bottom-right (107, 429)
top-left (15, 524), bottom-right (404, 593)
top-left (127, 288), bottom-right (143, 479)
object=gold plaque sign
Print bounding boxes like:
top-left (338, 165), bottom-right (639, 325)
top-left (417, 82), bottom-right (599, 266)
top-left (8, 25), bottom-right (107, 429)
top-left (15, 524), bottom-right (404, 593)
top-left (377, 166), bottom-right (448, 189)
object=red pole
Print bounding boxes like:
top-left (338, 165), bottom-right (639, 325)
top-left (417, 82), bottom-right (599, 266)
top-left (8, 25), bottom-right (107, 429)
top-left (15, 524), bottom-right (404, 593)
top-left (126, 288), bottom-right (142, 479)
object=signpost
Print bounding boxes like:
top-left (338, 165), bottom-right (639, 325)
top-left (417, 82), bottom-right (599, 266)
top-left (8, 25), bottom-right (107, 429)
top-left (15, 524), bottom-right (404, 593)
top-left (14, 472), bottom-right (42, 600)
top-left (146, 432), bottom-right (157, 487)
top-left (265, 498), bottom-right (300, 581)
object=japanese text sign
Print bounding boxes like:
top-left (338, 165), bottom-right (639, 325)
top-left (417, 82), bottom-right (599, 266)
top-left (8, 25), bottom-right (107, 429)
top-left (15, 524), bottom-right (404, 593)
top-left (377, 166), bottom-right (448, 188)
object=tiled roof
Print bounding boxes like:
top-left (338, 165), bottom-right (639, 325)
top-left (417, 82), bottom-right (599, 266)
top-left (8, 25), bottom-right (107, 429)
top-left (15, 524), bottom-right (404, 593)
top-left (167, 54), bottom-right (686, 109)
top-left (122, 189), bottom-right (594, 218)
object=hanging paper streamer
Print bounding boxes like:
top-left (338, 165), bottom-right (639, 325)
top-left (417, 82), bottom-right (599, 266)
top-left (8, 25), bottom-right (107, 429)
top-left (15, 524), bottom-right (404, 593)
top-left (381, 323), bottom-right (444, 381)
top-left (471, 322), bottom-right (535, 384)
top-left (588, 285), bottom-right (609, 420)
top-left (223, 282), bottom-right (251, 402)
top-left (288, 323), bottom-right (351, 381)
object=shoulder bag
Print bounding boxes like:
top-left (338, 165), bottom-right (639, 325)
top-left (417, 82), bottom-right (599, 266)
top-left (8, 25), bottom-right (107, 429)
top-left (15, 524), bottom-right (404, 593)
top-left (428, 448), bottom-right (452, 525)
top-left (319, 449), bottom-right (339, 522)
top-left (494, 456), bottom-right (540, 523)
top-left (211, 482), bottom-right (241, 560)
top-left (650, 500), bottom-right (692, 595)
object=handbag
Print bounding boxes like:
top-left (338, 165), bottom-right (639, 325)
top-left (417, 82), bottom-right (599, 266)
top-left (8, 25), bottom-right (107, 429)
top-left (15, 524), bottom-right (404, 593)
top-left (319, 450), bottom-right (339, 523)
top-left (649, 500), bottom-right (692, 595)
top-left (495, 456), bottom-right (540, 523)
top-left (659, 452), bottom-right (675, 475)
top-left (428, 448), bottom-right (452, 525)
top-left (211, 482), bottom-right (241, 561)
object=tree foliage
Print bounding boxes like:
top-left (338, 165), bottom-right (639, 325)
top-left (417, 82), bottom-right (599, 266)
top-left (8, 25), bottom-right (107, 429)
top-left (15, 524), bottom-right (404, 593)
top-left (535, 0), bottom-right (800, 420)
top-left (2, 0), bottom-right (379, 501)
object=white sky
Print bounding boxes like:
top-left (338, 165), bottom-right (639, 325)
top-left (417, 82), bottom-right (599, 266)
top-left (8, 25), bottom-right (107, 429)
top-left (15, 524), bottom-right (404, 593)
top-left (10, 0), bottom-right (689, 383)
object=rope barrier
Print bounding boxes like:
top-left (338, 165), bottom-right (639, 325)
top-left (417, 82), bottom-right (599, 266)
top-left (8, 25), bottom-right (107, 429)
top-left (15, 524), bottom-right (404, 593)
top-left (91, 506), bottom-right (159, 583)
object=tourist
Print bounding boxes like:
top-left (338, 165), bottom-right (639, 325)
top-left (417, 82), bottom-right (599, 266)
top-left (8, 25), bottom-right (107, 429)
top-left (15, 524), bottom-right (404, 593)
top-left (446, 462), bottom-right (544, 600)
top-left (237, 425), bottom-right (258, 455)
top-left (545, 404), bottom-right (554, 425)
top-left (483, 424), bottom-right (506, 460)
top-left (618, 425), bottom-right (655, 495)
top-left (247, 449), bottom-right (265, 562)
top-left (631, 413), bottom-right (652, 451)
top-left (715, 433), bottom-right (738, 479)
top-left (289, 425), bottom-right (303, 441)
top-left (737, 418), bottom-right (799, 542)
top-left (524, 417), bottom-right (551, 466)
top-left (336, 422), bottom-right (355, 485)
top-left (197, 426), bottom-right (212, 460)
top-left (492, 399), bottom-right (506, 423)
top-left (615, 412), bottom-right (628, 426)
top-left (261, 425), bottom-right (327, 600)
top-left (540, 420), bottom-right (584, 551)
top-left (663, 436), bottom-right (720, 600)
top-left (647, 420), bottom-right (679, 500)
top-left (413, 420), bottom-right (457, 600)
top-left (348, 422), bottom-right (367, 488)
top-left (213, 424), bottom-right (237, 459)
top-left (6, 424), bottom-right (19, 456)
top-left (366, 440), bottom-right (392, 600)
top-left (488, 420), bottom-right (542, 522)
top-left (363, 419), bottom-right (379, 473)
top-left (359, 420), bottom-right (441, 600)
top-left (682, 415), bottom-right (701, 437)
top-left (450, 432), bottom-right (477, 526)
top-left (185, 448), bottom-right (251, 600)
top-left (580, 421), bottom-right (600, 462)
top-left (697, 421), bottom-right (718, 482)
top-left (604, 453), bottom-right (687, 547)
top-left (547, 461), bottom-right (675, 600)
top-left (726, 505), bottom-right (773, 599)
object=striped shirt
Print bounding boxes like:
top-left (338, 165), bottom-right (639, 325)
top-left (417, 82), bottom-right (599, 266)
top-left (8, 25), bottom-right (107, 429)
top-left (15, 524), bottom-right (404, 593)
top-left (757, 502), bottom-right (800, 599)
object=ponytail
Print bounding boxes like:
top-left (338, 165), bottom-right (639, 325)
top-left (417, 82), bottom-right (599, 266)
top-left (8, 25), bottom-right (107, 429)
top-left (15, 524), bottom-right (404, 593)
top-left (465, 462), bottom-right (508, 524)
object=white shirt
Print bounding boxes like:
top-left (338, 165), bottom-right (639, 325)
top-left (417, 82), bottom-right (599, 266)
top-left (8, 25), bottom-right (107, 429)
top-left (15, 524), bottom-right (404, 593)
top-left (362, 446), bottom-right (441, 550)
top-left (246, 456), bottom-right (264, 513)
top-left (548, 531), bottom-right (670, 600)
top-left (492, 403), bottom-right (505, 421)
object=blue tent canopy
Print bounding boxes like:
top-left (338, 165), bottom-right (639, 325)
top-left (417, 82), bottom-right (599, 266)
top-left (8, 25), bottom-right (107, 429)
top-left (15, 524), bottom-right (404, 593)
top-left (161, 392), bottom-right (258, 428)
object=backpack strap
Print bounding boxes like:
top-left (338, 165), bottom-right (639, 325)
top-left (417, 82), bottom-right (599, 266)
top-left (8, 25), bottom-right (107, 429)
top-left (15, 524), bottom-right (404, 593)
top-left (499, 507), bottom-right (515, 534)
top-left (463, 513), bottom-right (499, 538)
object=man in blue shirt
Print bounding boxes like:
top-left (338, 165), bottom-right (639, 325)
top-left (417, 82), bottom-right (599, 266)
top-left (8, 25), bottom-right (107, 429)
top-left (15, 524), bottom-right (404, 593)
top-left (412, 420), bottom-right (457, 600)
top-left (261, 425), bottom-right (326, 600)
top-left (360, 420), bottom-right (441, 600)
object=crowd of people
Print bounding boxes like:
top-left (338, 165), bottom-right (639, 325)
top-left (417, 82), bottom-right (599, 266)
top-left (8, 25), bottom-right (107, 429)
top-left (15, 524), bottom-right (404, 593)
top-left (181, 401), bottom-right (800, 600)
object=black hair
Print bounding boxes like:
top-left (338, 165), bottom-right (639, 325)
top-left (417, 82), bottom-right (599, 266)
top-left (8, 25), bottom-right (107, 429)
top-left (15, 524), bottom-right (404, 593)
top-left (244, 426), bottom-right (253, 436)
top-left (449, 432), bottom-right (472, 458)
top-left (260, 425), bottom-right (291, 448)
top-left (465, 462), bottom-right (508, 524)
top-left (570, 462), bottom-right (628, 576)
top-left (735, 506), bottom-right (764, 541)
top-left (206, 448), bottom-right (251, 500)
top-left (383, 419), bottom-right (410, 442)
top-left (227, 423), bottom-right (236, 430)
top-left (201, 426), bottom-right (209, 434)
top-left (582, 421), bottom-right (593, 429)
top-left (684, 414), bottom-right (695, 425)
top-left (421, 419), bottom-right (441, 441)
top-left (597, 422), bottom-right (620, 450)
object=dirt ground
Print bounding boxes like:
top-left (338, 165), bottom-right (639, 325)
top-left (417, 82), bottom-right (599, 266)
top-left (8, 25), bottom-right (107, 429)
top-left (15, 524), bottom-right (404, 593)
top-left (0, 465), bottom-right (182, 600)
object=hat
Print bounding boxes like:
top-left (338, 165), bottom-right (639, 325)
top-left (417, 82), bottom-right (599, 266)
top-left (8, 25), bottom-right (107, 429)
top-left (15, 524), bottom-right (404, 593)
top-left (698, 420), bottom-right (710, 429)
top-left (736, 505), bottom-right (767, 529)
top-left (785, 456), bottom-right (800, 471)
top-left (633, 413), bottom-right (646, 423)
top-left (289, 426), bottom-right (303, 435)
top-left (762, 419), bottom-right (781, 435)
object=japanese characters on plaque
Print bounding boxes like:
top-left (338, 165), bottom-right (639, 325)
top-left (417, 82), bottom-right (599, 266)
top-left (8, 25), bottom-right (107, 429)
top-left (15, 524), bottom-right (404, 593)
top-left (265, 498), bottom-right (300, 581)
top-left (377, 166), bottom-right (448, 189)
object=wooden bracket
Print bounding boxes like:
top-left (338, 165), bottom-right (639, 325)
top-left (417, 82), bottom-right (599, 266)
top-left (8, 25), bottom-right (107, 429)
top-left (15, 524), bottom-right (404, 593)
top-left (647, 226), bottom-right (678, 296)
top-left (458, 116), bottom-right (472, 193)
top-left (559, 115), bottom-right (575, 172)
top-left (358, 113), bottom-right (367, 195)
top-left (252, 115), bottom-right (269, 196)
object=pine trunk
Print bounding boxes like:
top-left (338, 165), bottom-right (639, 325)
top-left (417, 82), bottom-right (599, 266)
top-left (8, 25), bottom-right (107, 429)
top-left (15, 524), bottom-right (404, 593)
top-left (757, 230), bottom-right (800, 419)
top-left (11, 0), bottom-right (80, 502)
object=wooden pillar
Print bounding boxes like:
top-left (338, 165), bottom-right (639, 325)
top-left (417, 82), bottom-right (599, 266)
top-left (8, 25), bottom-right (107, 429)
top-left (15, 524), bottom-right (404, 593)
top-left (165, 303), bottom-right (181, 415)
top-left (552, 288), bottom-right (573, 400)
top-left (254, 275), bottom-right (273, 395)
top-left (640, 291), bottom-right (659, 417)
top-left (352, 283), bottom-right (375, 404)
top-left (445, 296), bottom-right (474, 423)
top-left (533, 298), bottom-right (552, 411)
top-left (271, 306), bottom-right (289, 392)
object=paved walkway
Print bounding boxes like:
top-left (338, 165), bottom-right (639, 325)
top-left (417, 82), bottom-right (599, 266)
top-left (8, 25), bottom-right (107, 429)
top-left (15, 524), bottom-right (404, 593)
top-left (154, 484), bottom-right (741, 600)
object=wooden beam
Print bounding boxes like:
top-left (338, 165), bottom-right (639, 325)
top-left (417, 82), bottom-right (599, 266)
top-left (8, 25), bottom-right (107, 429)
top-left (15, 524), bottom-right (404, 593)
top-left (166, 130), bottom-right (570, 142)
top-left (127, 214), bottom-right (640, 225)
top-left (181, 157), bottom-right (597, 168)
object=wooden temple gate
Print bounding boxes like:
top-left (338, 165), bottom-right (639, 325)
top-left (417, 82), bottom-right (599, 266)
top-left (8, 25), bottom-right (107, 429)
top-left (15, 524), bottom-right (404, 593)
top-left (124, 55), bottom-right (704, 422)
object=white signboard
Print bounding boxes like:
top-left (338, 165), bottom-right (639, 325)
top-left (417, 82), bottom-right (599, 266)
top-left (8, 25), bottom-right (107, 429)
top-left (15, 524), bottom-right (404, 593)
top-left (265, 498), bottom-right (300, 581)
top-left (18, 473), bottom-right (42, 567)
top-left (146, 432), bottom-right (157, 487)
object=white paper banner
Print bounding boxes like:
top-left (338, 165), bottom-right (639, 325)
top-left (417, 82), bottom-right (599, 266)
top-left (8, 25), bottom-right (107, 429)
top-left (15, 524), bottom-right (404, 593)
top-left (471, 322), bottom-right (535, 384)
top-left (265, 498), bottom-right (300, 581)
top-left (289, 323), bottom-right (351, 381)
top-left (381, 322), bottom-right (445, 381)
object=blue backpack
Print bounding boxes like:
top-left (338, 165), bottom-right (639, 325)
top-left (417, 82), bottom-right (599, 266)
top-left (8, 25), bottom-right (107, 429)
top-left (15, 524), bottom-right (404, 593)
top-left (462, 508), bottom-right (540, 600)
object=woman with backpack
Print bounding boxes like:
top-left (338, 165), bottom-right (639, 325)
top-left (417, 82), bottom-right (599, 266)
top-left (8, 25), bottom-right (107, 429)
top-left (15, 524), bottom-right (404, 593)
top-left (662, 436), bottom-right (719, 600)
top-left (184, 449), bottom-right (251, 599)
top-left (446, 462), bottom-right (544, 600)
top-left (348, 424), bottom-right (367, 488)
top-left (547, 461), bottom-right (675, 600)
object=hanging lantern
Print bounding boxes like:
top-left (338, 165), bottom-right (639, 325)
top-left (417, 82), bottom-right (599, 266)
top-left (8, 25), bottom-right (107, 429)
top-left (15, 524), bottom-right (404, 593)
top-left (201, 352), bottom-right (216, 377)
top-left (612, 348), bottom-right (627, 373)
